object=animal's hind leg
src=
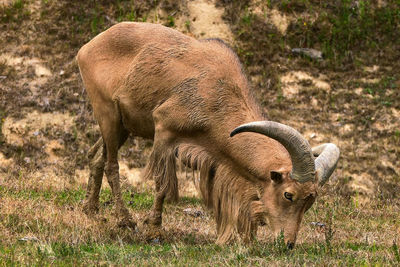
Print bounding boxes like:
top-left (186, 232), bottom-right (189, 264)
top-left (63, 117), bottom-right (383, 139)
top-left (83, 130), bottom-right (129, 215)
top-left (94, 101), bottom-right (135, 229)
top-left (83, 138), bottom-right (105, 215)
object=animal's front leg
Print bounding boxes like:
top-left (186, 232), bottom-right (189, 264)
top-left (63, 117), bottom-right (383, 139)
top-left (142, 145), bottom-right (176, 241)
top-left (143, 99), bottom-right (181, 231)
top-left (145, 190), bottom-right (166, 227)
top-left (143, 143), bottom-right (178, 229)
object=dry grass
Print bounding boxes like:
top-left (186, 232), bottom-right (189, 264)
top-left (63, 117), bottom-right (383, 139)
top-left (1, 176), bottom-right (399, 265)
top-left (1, 169), bottom-right (400, 265)
top-left (1, 0), bottom-right (400, 265)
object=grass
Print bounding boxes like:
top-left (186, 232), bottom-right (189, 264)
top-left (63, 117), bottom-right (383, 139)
top-left (224, 0), bottom-right (400, 67)
top-left (0, 108), bottom-right (5, 144)
top-left (0, 0), bottom-right (30, 23)
top-left (0, 185), bottom-right (156, 210)
top-left (0, 178), bottom-right (399, 265)
top-left (166, 15), bottom-right (175, 27)
top-left (358, 75), bottom-right (398, 107)
top-left (0, 234), bottom-right (398, 265)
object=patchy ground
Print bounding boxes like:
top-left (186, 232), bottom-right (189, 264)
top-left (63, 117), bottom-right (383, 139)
top-left (1, 0), bottom-right (400, 265)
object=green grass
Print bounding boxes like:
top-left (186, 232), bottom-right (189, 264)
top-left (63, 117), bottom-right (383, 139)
top-left (0, 239), bottom-right (397, 266)
top-left (229, 0), bottom-right (400, 67)
top-left (166, 15), bottom-right (175, 27)
top-left (0, 186), bottom-right (86, 206)
top-left (297, 0), bottom-right (400, 64)
top-left (0, 185), bottom-right (202, 211)
top-left (352, 75), bottom-right (398, 107)
top-left (0, 0), bottom-right (30, 23)
top-left (1, 182), bottom-right (399, 265)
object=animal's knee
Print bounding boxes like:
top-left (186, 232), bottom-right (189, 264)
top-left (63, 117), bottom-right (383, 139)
top-left (105, 162), bottom-right (119, 177)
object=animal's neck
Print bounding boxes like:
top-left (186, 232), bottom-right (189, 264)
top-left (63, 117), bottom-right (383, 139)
top-left (201, 79), bottom-right (291, 180)
top-left (229, 134), bottom-right (280, 180)
top-left (208, 111), bottom-right (291, 181)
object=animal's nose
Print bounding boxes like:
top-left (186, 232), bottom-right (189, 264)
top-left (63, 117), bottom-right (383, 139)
top-left (287, 242), bottom-right (295, 250)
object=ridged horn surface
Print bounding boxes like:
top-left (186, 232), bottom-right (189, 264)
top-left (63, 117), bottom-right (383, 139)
top-left (230, 121), bottom-right (315, 183)
top-left (312, 143), bottom-right (340, 186)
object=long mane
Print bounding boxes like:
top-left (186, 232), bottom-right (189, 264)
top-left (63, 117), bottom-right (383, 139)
top-left (144, 142), bottom-right (266, 243)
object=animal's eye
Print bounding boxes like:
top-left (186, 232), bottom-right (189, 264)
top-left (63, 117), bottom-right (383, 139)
top-left (284, 192), bottom-right (293, 202)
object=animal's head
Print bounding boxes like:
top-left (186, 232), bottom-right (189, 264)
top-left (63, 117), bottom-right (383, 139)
top-left (230, 121), bottom-right (340, 249)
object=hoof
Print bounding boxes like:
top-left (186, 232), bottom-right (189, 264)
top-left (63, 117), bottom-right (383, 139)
top-left (144, 224), bottom-right (164, 242)
top-left (143, 213), bottom-right (162, 227)
top-left (117, 217), bottom-right (137, 230)
top-left (83, 202), bottom-right (99, 216)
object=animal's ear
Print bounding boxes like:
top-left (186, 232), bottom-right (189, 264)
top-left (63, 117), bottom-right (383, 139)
top-left (270, 171), bottom-right (283, 183)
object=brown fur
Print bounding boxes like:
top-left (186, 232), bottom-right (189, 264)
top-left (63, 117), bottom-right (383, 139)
top-left (77, 22), bottom-right (320, 246)
top-left (176, 143), bottom-right (266, 244)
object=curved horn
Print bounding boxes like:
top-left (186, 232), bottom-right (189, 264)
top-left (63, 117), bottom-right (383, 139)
top-left (312, 143), bottom-right (340, 186)
top-left (230, 121), bottom-right (315, 183)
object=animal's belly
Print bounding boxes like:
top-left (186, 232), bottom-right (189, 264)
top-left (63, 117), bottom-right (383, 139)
top-left (120, 108), bottom-right (155, 139)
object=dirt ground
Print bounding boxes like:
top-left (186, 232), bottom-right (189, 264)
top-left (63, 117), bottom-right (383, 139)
top-left (0, 0), bottom-right (400, 264)
top-left (1, 0), bottom-right (398, 199)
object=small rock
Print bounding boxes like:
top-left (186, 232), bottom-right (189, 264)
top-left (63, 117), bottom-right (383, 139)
top-left (310, 222), bottom-right (326, 228)
top-left (0, 75), bottom-right (7, 79)
top-left (311, 97), bottom-right (318, 107)
top-left (19, 236), bottom-right (39, 242)
top-left (183, 208), bottom-right (204, 218)
top-left (291, 48), bottom-right (323, 60)
top-left (103, 200), bottom-right (112, 207)
top-left (24, 157), bottom-right (31, 163)
top-left (73, 93), bottom-right (79, 97)
top-left (309, 133), bottom-right (316, 139)
top-left (33, 131), bottom-right (40, 136)
top-left (363, 65), bottom-right (379, 73)
top-left (34, 64), bottom-right (52, 77)
top-left (59, 70), bottom-right (65, 76)
top-left (42, 97), bottom-right (50, 106)
top-left (151, 238), bottom-right (161, 244)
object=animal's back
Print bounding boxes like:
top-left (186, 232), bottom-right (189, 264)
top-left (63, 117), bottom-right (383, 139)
top-left (77, 22), bottom-right (249, 138)
top-left (78, 22), bottom-right (245, 99)
top-left (77, 22), bottom-right (188, 100)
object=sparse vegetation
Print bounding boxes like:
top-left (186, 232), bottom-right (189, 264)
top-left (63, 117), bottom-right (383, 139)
top-left (166, 15), bottom-right (175, 27)
top-left (0, 0), bottom-right (399, 265)
top-left (0, 0), bottom-right (29, 23)
top-left (0, 181), bottom-right (399, 265)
